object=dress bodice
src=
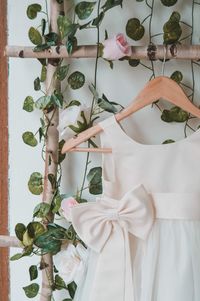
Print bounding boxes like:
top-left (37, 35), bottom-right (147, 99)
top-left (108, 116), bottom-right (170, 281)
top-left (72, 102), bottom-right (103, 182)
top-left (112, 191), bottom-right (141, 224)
top-left (98, 115), bottom-right (200, 199)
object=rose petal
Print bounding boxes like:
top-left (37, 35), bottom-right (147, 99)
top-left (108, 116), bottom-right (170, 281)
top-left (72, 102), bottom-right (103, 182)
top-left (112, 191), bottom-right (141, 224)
top-left (102, 33), bottom-right (132, 60)
top-left (60, 197), bottom-right (78, 221)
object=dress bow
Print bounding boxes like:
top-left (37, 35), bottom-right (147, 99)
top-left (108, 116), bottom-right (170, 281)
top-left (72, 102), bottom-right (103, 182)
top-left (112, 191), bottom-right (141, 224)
top-left (71, 183), bottom-right (155, 301)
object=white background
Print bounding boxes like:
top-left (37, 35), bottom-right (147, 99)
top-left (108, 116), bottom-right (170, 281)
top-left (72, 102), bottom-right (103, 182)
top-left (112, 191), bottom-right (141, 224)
top-left (8, 0), bottom-right (200, 300)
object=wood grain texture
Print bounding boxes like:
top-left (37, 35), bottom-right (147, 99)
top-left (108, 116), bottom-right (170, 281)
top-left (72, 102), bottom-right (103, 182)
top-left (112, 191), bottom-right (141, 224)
top-left (0, 0), bottom-right (9, 301)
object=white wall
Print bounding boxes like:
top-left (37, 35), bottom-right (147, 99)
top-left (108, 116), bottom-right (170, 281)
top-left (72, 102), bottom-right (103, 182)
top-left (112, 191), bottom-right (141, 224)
top-left (8, 0), bottom-right (200, 300)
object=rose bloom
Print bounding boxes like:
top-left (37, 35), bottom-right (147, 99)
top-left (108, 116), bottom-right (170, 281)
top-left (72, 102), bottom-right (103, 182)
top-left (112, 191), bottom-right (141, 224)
top-left (102, 33), bottom-right (132, 60)
top-left (54, 243), bottom-right (88, 285)
top-left (60, 197), bottom-right (78, 222)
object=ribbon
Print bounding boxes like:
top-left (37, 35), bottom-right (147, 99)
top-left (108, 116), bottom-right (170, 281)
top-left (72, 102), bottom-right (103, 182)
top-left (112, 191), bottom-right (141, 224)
top-left (71, 183), bottom-right (155, 301)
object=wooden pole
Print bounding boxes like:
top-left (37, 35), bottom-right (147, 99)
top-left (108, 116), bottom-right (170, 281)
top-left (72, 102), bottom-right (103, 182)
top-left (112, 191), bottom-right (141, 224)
top-left (39, 1), bottom-right (63, 301)
top-left (0, 0), bottom-right (9, 300)
top-left (5, 44), bottom-right (200, 60)
top-left (0, 236), bottom-right (20, 248)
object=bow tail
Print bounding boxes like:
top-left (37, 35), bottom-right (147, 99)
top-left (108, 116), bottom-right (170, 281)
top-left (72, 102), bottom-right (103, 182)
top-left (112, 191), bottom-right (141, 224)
top-left (89, 223), bottom-right (135, 301)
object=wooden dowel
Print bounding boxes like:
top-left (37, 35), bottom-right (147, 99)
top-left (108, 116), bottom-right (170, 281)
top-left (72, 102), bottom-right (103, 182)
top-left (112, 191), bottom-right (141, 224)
top-left (0, 236), bottom-right (20, 248)
top-left (5, 44), bottom-right (200, 60)
top-left (39, 1), bottom-right (62, 301)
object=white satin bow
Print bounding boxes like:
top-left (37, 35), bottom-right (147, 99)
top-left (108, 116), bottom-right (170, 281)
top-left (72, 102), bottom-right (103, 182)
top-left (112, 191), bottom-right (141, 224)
top-left (71, 183), bottom-right (155, 301)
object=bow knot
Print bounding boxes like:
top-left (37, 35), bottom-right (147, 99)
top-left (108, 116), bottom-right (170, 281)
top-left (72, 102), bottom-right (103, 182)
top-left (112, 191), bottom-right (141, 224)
top-left (71, 183), bottom-right (155, 301)
top-left (105, 209), bottom-right (120, 222)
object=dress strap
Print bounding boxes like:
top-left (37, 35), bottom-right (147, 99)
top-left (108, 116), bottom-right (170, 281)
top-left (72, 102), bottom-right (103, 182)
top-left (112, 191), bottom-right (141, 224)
top-left (98, 114), bottom-right (117, 130)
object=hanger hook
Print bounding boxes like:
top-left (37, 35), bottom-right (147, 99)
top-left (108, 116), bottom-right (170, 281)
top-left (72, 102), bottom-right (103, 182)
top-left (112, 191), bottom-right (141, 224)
top-left (161, 45), bottom-right (167, 76)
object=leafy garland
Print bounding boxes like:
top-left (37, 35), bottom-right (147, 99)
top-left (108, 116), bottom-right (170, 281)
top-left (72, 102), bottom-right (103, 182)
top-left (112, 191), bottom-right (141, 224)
top-left (10, 0), bottom-right (200, 299)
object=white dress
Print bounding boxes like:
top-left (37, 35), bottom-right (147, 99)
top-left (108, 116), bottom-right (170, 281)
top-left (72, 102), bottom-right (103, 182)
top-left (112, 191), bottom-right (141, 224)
top-left (72, 114), bottom-right (200, 301)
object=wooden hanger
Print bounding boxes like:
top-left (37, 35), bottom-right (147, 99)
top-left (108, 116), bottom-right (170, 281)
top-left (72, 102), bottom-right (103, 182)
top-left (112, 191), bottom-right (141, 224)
top-left (61, 76), bottom-right (200, 154)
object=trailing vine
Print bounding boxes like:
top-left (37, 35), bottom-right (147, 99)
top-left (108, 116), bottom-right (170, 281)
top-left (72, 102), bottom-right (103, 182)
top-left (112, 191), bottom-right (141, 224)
top-left (10, 0), bottom-right (200, 300)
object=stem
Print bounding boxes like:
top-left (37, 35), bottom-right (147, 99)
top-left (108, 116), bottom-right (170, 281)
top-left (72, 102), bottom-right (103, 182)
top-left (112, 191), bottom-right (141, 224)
top-left (190, 0), bottom-right (195, 104)
top-left (45, 0), bottom-right (50, 28)
top-left (141, 14), bottom-right (151, 24)
top-left (139, 62), bottom-right (153, 72)
top-left (151, 33), bottom-right (163, 38)
top-left (79, 0), bottom-right (102, 199)
top-left (149, 0), bottom-right (156, 79)
top-left (145, 0), bottom-right (152, 9)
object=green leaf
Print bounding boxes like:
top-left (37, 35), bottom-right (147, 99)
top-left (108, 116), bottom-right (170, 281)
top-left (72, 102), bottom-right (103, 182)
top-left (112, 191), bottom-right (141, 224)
top-left (29, 265), bottom-right (38, 281)
top-left (57, 16), bottom-right (79, 39)
top-left (170, 71), bottom-right (183, 83)
top-left (51, 92), bottom-right (63, 108)
top-left (23, 283), bottom-right (39, 298)
top-left (91, 11), bottom-right (105, 26)
top-left (23, 96), bottom-right (34, 112)
top-left (66, 224), bottom-right (77, 241)
top-left (66, 36), bottom-right (78, 54)
top-left (34, 77), bottom-right (41, 91)
top-left (162, 139), bottom-right (175, 144)
top-left (58, 139), bottom-right (66, 164)
top-left (23, 230), bottom-right (34, 247)
top-left (40, 66), bottom-right (47, 82)
top-left (48, 173), bottom-right (57, 190)
top-left (33, 203), bottom-right (51, 218)
top-left (75, 1), bottom-right (96, 20)
top-left (88, 83), bottom-right (99, 100)
top-left (52, 194), bottom-right (62, 214)
top-left (68, 111), bottom-right (88, 133)
top-left (27, 222), bottom-right (46, 239)
top-left (97, 94), bottom-right (118, 113)
top-left (170, 11), bottom-right (181, 22)
top-left (55, 65), bottom-right (70, 81)
top-left (44, 32), bottom-right (59, 44)
top-left (41, 18), bottom-right (46, 35)
top-left (161, 0), bottom-right (177, 6)
top-left (161, 106), bottom-right (189, 123)
top-left (22, 131), bottom-right (38, 147)
top-left (126, 18), bottom-right (145, 41)
top-left (33, 43), bottom-right (52, 52)
top-left (87, 167), bottom-right (102, 195)
top-left (34, 228), bottom-right (65, 254)
top-left (67, 281), bottom-right (77, 299)
top-left (15, 223), bottom-right (26, 241)
top-left (163, 12), bottom-right (182, 44)
top-left (128, 59), bottom-right (140, 67)
top-left (35, 96), bottom-right (52, 110)
top-left (28, 27), bottom-right (43, 45)
top-left (66, 100), bottom-right (81, 107)
top-left (68, 71), bottom-right (85, 89)
top-left (55, 275), bottom-right (67, 290)
top-left (27, 4), bottom-right (42, 19)
top-left (10, 253), bottom-right (24, 261)
top-left (28, 172), bottom-right (43, 195)
top-left (101, 0), bottom-right (123, 12)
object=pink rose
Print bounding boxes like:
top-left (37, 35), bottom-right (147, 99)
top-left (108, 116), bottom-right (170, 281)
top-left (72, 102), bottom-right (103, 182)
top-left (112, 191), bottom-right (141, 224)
top-left (102, 33), bottom-right (132, 60)
top-left (60, 197), bottom-right (78, 221)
